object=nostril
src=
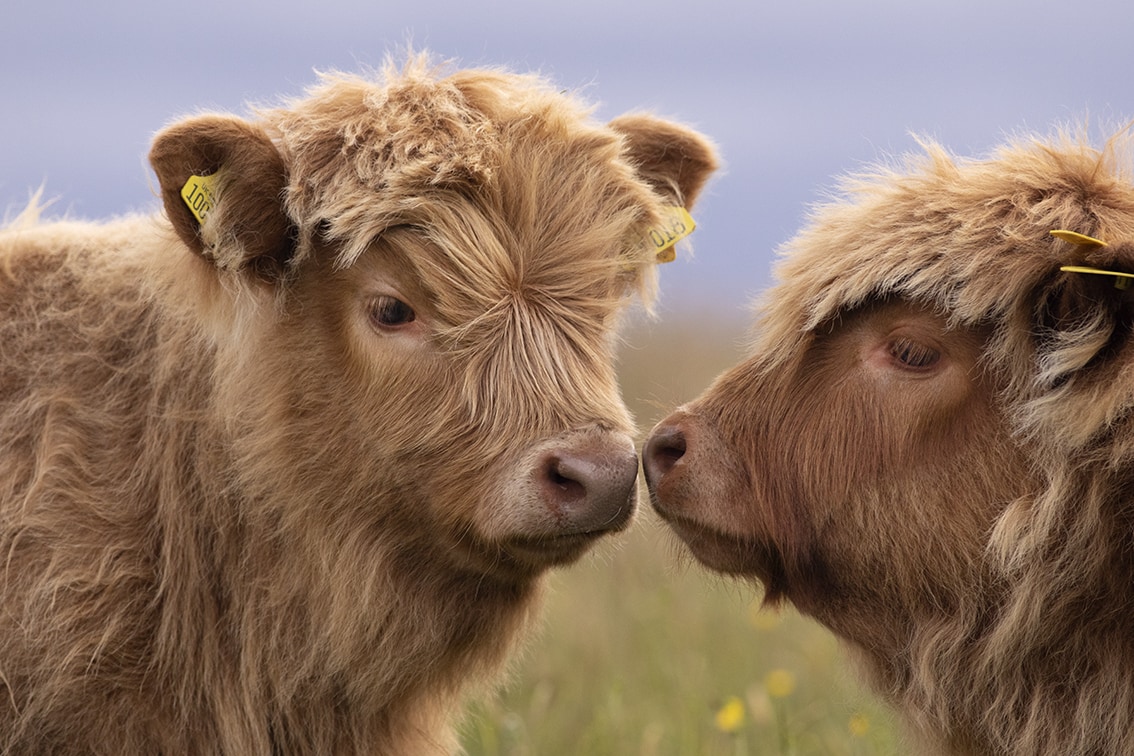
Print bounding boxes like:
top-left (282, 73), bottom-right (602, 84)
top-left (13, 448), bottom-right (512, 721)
top-left (545, 456), bottom-right (587, 502)
top-left (645, 425), bottom-right (687, 479)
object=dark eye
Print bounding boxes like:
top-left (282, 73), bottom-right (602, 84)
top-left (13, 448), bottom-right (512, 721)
top-left (369, 296), bottom-right (416, 329)
top-left (889, 338), bottom-right (940, 369)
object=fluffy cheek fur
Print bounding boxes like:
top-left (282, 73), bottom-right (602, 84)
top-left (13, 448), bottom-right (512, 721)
top-left (216, 278), bottom-right (473, 557)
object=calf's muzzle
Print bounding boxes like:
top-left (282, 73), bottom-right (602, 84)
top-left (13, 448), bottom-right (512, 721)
top-left (535, 433), bottom-right (639, 534)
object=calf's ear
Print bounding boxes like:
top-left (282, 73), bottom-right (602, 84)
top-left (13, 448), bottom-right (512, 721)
top-left (608, 114), bottom-right (720, 209)
top-left (149, 115), bottom-right (295, 277)
top-left (1037, 241), bottom-right (1134, 383)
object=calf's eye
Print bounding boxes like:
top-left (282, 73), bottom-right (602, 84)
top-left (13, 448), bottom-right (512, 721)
top-left (889, 338), bottom-right (940, 369)
top-left (369, 296), bottom-right (416, 329)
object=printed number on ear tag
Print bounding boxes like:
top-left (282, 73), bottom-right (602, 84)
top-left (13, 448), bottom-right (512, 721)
top-left (647, 207), bottom-right (696, 263)
top-left (180, 174), bottom-right (219, 224)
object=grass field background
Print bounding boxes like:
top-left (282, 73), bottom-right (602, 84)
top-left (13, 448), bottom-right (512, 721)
top-left (460, 315), bottom-right (901, 755)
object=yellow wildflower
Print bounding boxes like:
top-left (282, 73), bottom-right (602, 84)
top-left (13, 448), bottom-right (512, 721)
top-left (849, 712), bottom-right (870, 737)
top-left (764, 669), bottom-right (796, 699)
top-left (714, 695), bottom-right (746, 733)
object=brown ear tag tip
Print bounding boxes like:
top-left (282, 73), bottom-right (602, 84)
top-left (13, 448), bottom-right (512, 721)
top-left (1052, 229), bottom-right (1134, 290)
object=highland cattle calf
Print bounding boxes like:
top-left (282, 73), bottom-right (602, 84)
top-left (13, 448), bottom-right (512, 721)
top-left (645, 131), bottom-right (1134, 754)
top-left (0, 57), bottom-right (717, 754)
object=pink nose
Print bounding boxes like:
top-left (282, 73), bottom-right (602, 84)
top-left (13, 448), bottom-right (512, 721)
top-left (642, 422), bottom-right (687, 493)
top-left (536, 437), bottom-right (638, 534)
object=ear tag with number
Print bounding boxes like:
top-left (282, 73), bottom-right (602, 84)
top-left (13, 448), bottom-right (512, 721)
top-left (180, 173), bottom-right (220, 224)
top-left (646, 207), bottom-right (697, 263)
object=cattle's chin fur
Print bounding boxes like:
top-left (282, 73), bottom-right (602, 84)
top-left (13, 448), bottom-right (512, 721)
top-left (452, 496), bottom-right (639, 580)
top-left (648, 478), bottom-right (816, 607)
top-left (652, 508), bottom-right (770, 575)
top-left (498, 531), bottom-right (618, 570)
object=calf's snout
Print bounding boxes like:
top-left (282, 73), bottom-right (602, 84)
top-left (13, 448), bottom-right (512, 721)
top-left (535, 434), bottom-right (638, 534)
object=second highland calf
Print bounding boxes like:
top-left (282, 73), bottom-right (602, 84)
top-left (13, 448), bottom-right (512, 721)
top-left (647, 130), bottom-right (1134, 754)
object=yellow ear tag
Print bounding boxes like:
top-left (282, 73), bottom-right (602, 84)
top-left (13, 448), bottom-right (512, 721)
top-left (1052, 230), bottom-right (1130, 289)
top-left (180, 173), bottom-right (219, 224)
top-left (1060, 265), bottom-right (1134, 290)
top-left (647, 207), bottom-right (696, 263)
top-left (1050, 229), bottom-right (1108, 247)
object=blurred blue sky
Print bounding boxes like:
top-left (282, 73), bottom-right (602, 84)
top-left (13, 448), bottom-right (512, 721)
top-left (3, 0), bottom-right (1133, 318)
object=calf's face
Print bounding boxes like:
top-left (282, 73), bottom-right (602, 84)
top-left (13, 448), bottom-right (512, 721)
top-left (645, 298), bottom-right (1033, 632)
top-left (644, 134), bottom-right (1134, 754)
top-left (274, 224), bottom-right (643, 579)
top-left (148, 68), bottom-right (719, 583)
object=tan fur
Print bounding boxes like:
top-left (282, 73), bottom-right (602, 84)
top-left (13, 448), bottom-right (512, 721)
top-left (0, 55), bottom-right (718, 754)
top-left (645, 128), bottom-right (1134, 754)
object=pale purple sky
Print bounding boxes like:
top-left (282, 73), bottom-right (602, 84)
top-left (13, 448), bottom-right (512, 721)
top-left (3, 0), bottom-right (1131, 316)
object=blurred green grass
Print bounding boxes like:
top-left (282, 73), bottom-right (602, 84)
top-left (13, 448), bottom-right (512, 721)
top-left (460, 314), bottom-right (899, 755)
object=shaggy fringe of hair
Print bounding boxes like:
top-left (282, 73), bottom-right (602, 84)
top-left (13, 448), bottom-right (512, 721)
top-left (260, 53), bottom-right (665, 307)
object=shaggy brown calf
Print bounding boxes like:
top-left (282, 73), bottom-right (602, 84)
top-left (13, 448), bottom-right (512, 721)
top-left (0, 57), bottom-right (717, 754)
top-left (645, 131), bottom-right (1134, 754)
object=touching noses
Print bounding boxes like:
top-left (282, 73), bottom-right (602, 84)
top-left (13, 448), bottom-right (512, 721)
top-left (536, 433), bottom-right (639, 533)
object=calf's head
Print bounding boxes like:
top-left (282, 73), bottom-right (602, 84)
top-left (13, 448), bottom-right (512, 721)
top-left (645, 132), bottom-right (1134, 751)
top-left (648, 298), bottom-right (1018, 620)
top-left (149, 58), bottom-right (717, 581)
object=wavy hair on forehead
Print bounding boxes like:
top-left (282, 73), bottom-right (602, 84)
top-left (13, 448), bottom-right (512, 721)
top-left (452, 300), bottom-right (627, 436)
top-left (393, 184), bottom-right (659, 331)
top-left (384, 200), bottom-right (644, 435)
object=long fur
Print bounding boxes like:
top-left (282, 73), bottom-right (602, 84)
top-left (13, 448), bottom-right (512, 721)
top-left (650, 127), bottom-right (1134, 754)
top-left (0, 56), bottom-right (717, 754)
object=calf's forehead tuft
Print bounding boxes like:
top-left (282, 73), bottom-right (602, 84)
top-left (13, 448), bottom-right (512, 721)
top-left (753, 128), bottom-right (1134, 364)
top-left (259, 56), bottom-right (662, 289)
